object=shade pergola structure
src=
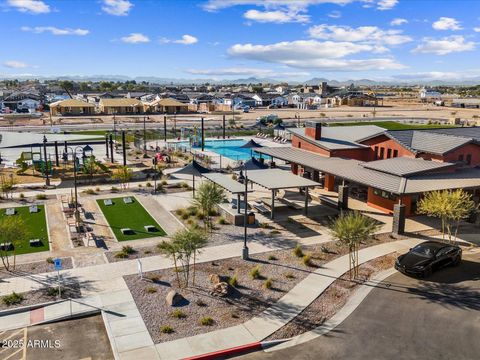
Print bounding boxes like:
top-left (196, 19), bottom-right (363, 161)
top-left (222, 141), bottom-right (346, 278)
top-left (246, 168), bottom-right (320, 219)
top-left (171, 160), bottom-right (210, 196)
top-left (240, 139), bottom-right (263, 158)
top-left (234, 156), bottom-right (269, 171)
top-left (203, 172), bottom-right (253, 214)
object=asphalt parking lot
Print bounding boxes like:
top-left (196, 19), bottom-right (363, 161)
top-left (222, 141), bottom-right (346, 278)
top-left (240, 251), bottom-right (480, 360)
top-left (0, 315), bottom-right (113, 360)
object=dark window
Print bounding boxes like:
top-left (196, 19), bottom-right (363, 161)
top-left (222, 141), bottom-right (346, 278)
top-left (393, 150), bottom-right (398, 158)
top-left (379, 147), bottom-right (385, 159)
top-left (458, 154), bottom-right (464, 162)
top-left (374, 146), bottom-right (379, 160)
top-left (466, 154), bottom-right (472, 165)
top-left (387, 149), bottom-right (392, 158)
top-left (298, 142), bottom-right (302, 149)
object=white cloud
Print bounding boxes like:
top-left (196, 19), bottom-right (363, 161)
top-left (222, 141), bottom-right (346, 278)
top-left (228, 40), bottom-right (405, 70)
top-left (390, 18), bottom-right (408, 26)
top-left (413, 36), bottom-right (475, 55)
top-left (7, 0), bottom-right (50, 14)
top-left (474, 27), bottom-right (480, 32)
top-left (21, 26), bottom-right (89, 36)
top-left (376, 0), bottom-right (398, 10)
top-left (393, 70), bottom-right (480, 81)
top-left (244, 9), bottom-right (309, 23)
top-left (432, 17), bottom-right (462, 31)
top-left (185, 67), bottom-right (310, 77)
top-left (102, 0), bottom-right (133, 16)
top-left (308, 24), bottom-right (412, 45)
top-left (328, 10), bottom-right (342, 18)
top-left (2, 60), bottom-right (29, 68)
top-left (160, 34), bottom-right (198, 45)
top-left (121, 33), bottom-right (150, 44)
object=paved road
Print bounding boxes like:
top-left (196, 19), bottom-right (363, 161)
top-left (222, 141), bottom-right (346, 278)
top-left (240, 252), bottom-right (480, 360)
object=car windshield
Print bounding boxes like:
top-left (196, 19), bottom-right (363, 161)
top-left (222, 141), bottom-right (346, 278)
top-left (411, 245), bottom-right (436, 258)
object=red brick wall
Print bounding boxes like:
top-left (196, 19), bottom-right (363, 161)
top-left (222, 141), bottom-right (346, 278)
top-left (331, 148), bottom-right (371, 161)
top-left (426, 143), bottom-right (480, 167)
top-left (361, 135), bottom-right (416, 161)
top-left (367, 187), bottom-right (412, 216)
top-left (292, 135), bottom-right (331, 157)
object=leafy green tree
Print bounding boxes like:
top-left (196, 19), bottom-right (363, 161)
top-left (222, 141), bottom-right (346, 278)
top-left (82, 155), bottom-right (99, 184)
top-left (0, 217), bottom-right (29, 270)
top-left (330, 211), bottom-right (379, 279)
top-left (157, 241), bottom-right (182, 287)
top-left (0, 174), bottom-right (17, 199)
top-left (112, 166), bottom-right (133, 191)
top-left (418, 189), bottom-right (477, 243)
top-left (192, 182), bottom-right (225, 230)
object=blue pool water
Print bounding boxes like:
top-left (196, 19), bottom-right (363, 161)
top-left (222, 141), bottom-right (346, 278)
top-left (181, 139), bottom-right (253, 161)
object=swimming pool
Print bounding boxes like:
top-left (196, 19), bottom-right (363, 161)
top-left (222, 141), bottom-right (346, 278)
top-left (180, 139), bottom-right (253, 161)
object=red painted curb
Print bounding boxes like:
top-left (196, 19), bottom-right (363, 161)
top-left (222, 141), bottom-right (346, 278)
top-left (183, 342), bottom-right (262, 360)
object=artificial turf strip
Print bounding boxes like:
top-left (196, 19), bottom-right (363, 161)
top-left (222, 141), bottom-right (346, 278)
top-left (97, 197), bottom-right (166, 241)
top-left (0, 205), bottom-right (49, 255)
top-left (328, 121), bottom-right (456, 131)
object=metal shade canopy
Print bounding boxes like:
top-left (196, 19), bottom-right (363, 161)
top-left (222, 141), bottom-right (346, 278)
top-left (273, 124), bottom-right (285, 130)
top-left (172, 160), bottom-right (211, 176)
top-left (234, 157), bottom-right (269, 171)
top-left (240, 139), bottom-right (263, 149)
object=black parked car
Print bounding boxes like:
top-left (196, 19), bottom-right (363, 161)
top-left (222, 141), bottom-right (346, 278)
top-left (395, 241), bottom-right (462, 278)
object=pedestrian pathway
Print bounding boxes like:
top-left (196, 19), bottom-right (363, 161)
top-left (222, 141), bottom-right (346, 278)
top-left (0, 237), bottom-right (422, 360)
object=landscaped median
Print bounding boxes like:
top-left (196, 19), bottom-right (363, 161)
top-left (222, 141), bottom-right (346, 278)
top-left (96, 196), bottom-right (166, 241)
top-left (122, 236), bottom-right (423, 359)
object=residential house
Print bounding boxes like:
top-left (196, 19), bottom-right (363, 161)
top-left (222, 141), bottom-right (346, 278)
top-left (99, 98), bottom-right (144, 114)
top-left (49, 99), bottom-right (95, 116)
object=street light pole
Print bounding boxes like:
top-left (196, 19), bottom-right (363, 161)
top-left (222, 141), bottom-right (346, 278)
top-left (143, 116), bottom-right (147, 155)
top-left (242, 165), bottom-right (249, 260)
top-left (43, 135), bottom-right (50, 186)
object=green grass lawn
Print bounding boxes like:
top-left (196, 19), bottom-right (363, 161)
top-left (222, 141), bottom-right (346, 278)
top-left (0, 205), bottom-right (49, 255)
top-left (97, 197), bottom-right (166, 241)
top-left (328, 121), bottom-right (456, 131)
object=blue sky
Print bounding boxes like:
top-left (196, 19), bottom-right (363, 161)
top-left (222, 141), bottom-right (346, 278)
top-left (1, 0), bottom-right (480, 81)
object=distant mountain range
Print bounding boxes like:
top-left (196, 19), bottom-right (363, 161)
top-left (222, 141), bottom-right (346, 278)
top-left (1, 74), bottom-right (479, 86)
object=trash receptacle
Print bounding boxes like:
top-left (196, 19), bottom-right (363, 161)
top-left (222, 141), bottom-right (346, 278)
top-left (248, 212), bottom-right (255, 225)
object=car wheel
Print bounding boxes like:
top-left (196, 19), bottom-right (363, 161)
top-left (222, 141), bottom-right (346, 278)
top-left (422, 267), bottom-right (432, 278)
top-left (453, 255), bottom-right (461, 266)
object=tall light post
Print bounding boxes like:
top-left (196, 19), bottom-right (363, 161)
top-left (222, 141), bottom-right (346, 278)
top-left (64, 145), bottom-right (84, 221)
top-left (238, 164), bottom-right (249, 260)
top-left (152, 156), bottom-right (158, 194)
top-left (143, 115), bottom-right (147, 155)
top-left (43, 135), bottom-right (50, 186)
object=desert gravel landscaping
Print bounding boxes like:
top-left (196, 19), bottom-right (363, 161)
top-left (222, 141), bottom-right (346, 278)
top-left (124, 234), bottom-right (395, 344)
top-left (0, 257), bottom-right (73, 279)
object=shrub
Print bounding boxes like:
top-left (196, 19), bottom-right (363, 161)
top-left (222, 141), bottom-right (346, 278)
top-left (187, 207), bottom-right (198, 216)
top-left (2, 292), bottom-right (24, 306)
top-left (228, 274), bottom-right (238, 287)
top-left (160, 325), bottom-right (174, 334)
top-left (161, 180), bottom-right (168, 185)
top-left (293, 245), bottom-right (303, 258)
top-left (146, 287), bottom-right (157, 294)
top-left (199, 317), bottom-right (214, 326)
top-left (138, 184), bottom-right (143, 188)
top-left (36, 194), bottom-right (47, 200)
top-left (181, 213), bottom-right (189, 220)
top-left (84, 188), bottom-right (96, 195)
top-left (46, 287), bottom-right (59, 297)
top-left (285, 272), bottom-right (295, 279)
top-left (196, 212), bottom-right (205, 220)
top-left (114, 251), bottom-right (129, 259)
top-left (111, 186), bottom-right (119, 193)
top-left (155, 184), bottom-right (166, 193)
top-left (208, 209), bottom-right (218, 216)
top-left (267, 255), bottom-right (277, 261)
top-left (259, 222), bottom-right (271, 229)
top-left (270, 230), bottom-right (280, 235)
top-left (19, 193), bottom-right (25, 199)
top-left (231, 312), bottom-right (240, 319)
top-left (302, 254), bottom-right (312, 267)
top-left (148, 275), bottom-right (160, 282)
top-left (144, 250), bottom-right (152, 255)
top-left (146, 182), bottom-right (152, 187)
top-left (264, 278), bottom-right (273, 289)
top-left (180, 181), bottom-right (189, 188)
top-left (175, 208), bottom-right (184, 216)
top-left (196, 299), bottom-right (207, 307)
top-left (46, 257), bottom-right (54, 264)
top-left (171, 309), bottom-right (187, 319)
top-left (122, 245), bottom-right (135, 254)
top-left (96, 187), bottom-right (101, 192)
top-left (217, 217), bottom-right (228, 225)
top-left (249, 265), bottom-right (261, 280)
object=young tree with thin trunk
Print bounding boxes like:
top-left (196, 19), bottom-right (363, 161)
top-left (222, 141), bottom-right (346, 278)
top-left (112, 166), bottom-right (133, 191)
top-left (0, 216), bottom-right (29, 271)
top-left (330, 211), bottom-right (379, 279)
top-left (157, 240), bottom-right (182, 287)
top-left (418, 189), bottom-right (477, 243)
top-left (83, 155), bottom-right (99, 184)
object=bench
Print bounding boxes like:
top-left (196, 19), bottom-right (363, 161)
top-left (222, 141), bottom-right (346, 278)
top-left (104, 199), bottom-right (113, 206)
top-left (278, 198), bottom-right (303, 210)
top-left (144, 225), bottom-right (157, 232)
top-left (29, 205), bottom-right (38, 213)
top-left (253, 203), bottom-right (269, 214)
top-left (29, 239), bottom-right (42, 247)
top-left (123, 197), bottom-right (133, 204)
top-left (5, 208), bottom-right (15, 216)
top-left (121, 228), bottom-right (134, 235)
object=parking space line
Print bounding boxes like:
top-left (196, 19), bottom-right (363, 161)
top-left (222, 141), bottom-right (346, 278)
top-left (22, 328), bottom-right (27, 360)
top-left (3, 347), bottom-right (22, 360)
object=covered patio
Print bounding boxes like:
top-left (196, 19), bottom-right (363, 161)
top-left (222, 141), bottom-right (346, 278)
top-left (245, 168), bottom-right (320, 219)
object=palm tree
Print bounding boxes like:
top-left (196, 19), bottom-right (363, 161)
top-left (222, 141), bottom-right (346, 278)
top-left (192, 182), bottom-right (225, 230)
top-left (330, 211), bottom-right (379, 279)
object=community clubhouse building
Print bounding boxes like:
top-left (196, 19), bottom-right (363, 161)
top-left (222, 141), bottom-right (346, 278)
top-left (256, 122), bottom-right (480, 233)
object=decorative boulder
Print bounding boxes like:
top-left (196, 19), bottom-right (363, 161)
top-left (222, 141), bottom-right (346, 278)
top-left (209, 274), bottom-right (221, 285)
top-left (210, 282), bottom-right (229, 297)
top-left (165, 290), bottom-right (185, 306)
